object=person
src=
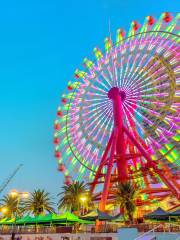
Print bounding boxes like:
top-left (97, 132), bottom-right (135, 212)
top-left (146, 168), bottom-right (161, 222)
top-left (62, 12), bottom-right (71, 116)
top-left (11, 232), bottom-right (16, 240)
top-left (16, 236), bottom-right (22, 240)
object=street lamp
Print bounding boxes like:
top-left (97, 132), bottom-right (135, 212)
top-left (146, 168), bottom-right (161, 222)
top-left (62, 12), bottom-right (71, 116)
top-left (10, 190), bottom-right (18, 198)
top-left (10, 190), bottom-right (29, 199)
top-left (21, 192), bottom-right (29, 199)
top-left (0, 207), bottom-right (8, 215)
top-left (10, 190), bottom-right (29, 240)
top-left (10, 189), bottom-right (29, 217)
top-left (80, 196), bottom-right (87, 215)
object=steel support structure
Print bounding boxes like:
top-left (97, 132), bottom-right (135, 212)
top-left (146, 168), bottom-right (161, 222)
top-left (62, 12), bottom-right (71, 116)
top-left (90, 87), bottom-right (180, 211)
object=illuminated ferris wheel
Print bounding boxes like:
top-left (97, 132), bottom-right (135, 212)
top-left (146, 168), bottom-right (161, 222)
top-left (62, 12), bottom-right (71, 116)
top-left (54, 12), bottom-right (180, 209)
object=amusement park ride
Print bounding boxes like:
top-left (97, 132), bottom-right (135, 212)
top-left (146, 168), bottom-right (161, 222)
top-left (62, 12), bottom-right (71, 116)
top-left (54, 12), bottom-right (180, 211)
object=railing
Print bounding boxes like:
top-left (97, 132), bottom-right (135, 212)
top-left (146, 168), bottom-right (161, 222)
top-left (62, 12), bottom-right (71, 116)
top-left (0, 222), bottom-right (179, 235)
top-left (135, 224), bottom-right (164, 240)
top-left (166, 223), bottom-right (180, 232)
top-left (128, 222), bottom-right (180, 233)
top-left (0, 226), bottom-right (72, 235)
top-left (0, 224), bottom-right (119, 235)
top-left (134, 223), bottom-right (180, 240)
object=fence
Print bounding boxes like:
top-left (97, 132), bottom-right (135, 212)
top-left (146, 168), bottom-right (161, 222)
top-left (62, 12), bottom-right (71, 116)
top-left (0, 222), bottom-right (179, 235)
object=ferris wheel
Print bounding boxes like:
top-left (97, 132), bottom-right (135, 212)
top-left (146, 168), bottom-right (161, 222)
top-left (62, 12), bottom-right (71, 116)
top-left (54, 12), bottom-right (180, 209)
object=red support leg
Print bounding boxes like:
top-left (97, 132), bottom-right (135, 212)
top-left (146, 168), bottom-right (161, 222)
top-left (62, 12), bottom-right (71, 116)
top-left (116, 129), bottom-right (127, 182)
top-left (99, 128), bottom-right (118, 211)
top-left (123, 125), bottom-right (180, 199)
top-left (108, 87), bottom-right (128, 182)
top-left (90, 131), bottom-right (114, 194)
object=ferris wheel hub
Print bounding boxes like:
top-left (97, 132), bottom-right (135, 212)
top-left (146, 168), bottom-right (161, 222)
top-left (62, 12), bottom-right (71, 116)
top-left (108, 87), bottom-right (126, 101)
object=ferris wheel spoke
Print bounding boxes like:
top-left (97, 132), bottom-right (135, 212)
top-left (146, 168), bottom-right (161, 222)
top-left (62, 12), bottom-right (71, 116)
top-left (80, 100), bottom-right (111, 121)
top-left (123, 105), bottom-right (138, 139)
top-left (113, 58), bottom-right (119, 87)
top-left (99, 110), bottom-right (113, 143)
top-left (125, 55), bottom-right (141, 88)
top-left (79, 99), bottom-right (110, 113)
top-left (128, 103), bottom-right (156, 129)
top-left (123, 57), bottom-right (155, 89)
top-left (79, 108), bottom-right (111, 127)
top-left (105, 63), bottom-right (115, 86)
top-left (98, 70), bottom-right (113, 89)
top-left (125, 54), bottom-right (141, 84)
top-left (80, 109), bottom-right (109, 135)
top-left (81, 97), bottom-right (108, 107)
top-left (122, 51), bottom-right (145, 88)
top-left (89, 74), bottom-right (111, 92)
top-left (121, 54), bottom-right (133, 88)
top-left (127, 62), bottom-right (166, 92)
top-left (90, 84), bottom-right (109, 95)
top-left (86, 91), bottom-right (108, 100)
top-left (117, 55), bottom-right (125, 87)
top-left (91, 108), bottom-right (113, 143)
top-left (123, 101), bottom-right (146, 136)
top-left (84, 103), bottom-right (112, 135)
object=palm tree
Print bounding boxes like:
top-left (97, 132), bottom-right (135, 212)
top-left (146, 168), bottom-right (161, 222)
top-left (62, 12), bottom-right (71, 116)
top-left (0, 194), bottom-right (22, 218)
top-left (115, 181), bottom-right (137, 223)
top-left (58, 181), bottom-right (89, 213)
top-left (23, 189), bottom-right (55, 216)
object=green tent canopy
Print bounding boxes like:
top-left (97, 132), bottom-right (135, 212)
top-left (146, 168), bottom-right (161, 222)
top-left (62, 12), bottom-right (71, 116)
top-left (31, 212), bottom-right (80, 224)
top-left (16, 215), bottom-right (34, 225)
top-left (2, 218), bottom-right (15, 225)
top-left (0, 212), bottom-right (94, 226)
top-left (27, 213), bottom-right (66, 224)
top-left (25, 215), bottom-right (49, 224)
top-left (0, 218), bottom-right (8, 225)
top-left (56, 212), bottom-right (79, 222)
top-left (78, 219), bottom-right (94, 224)
top-left (38, 213), bottom-right (60, 223)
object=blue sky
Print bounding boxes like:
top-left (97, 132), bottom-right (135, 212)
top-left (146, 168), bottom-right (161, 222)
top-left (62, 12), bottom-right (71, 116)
top-left (0, 0), bottom-right (179, 199)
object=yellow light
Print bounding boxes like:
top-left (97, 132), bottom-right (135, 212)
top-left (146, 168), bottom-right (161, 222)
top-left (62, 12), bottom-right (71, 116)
top-left (10, 190), bottom-right (18, 197)
top-left (22, 192), bottom-right (29, 198)
top-left (80, 197), bottom-right (87, 203)
top-left (1, 207), bottom-right (8, 214)
top-left (10, 190), bottom-right (29, 199)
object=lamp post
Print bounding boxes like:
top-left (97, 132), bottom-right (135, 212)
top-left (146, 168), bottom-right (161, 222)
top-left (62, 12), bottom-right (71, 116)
top-left (10, 190), bottom-right (29, 240)
top-left (80, 197), bottom-right (87, 216)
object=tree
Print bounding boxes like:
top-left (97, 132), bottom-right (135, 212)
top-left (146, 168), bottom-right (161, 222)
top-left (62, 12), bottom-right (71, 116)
top-left (23, 189), bottom-right (55, 216)
top-left (0, 194), bottom-right (22, 218)
top-left (115, 181), bottom-right (137, 223)
top-left (58, 181), bottom-right (89, 213)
